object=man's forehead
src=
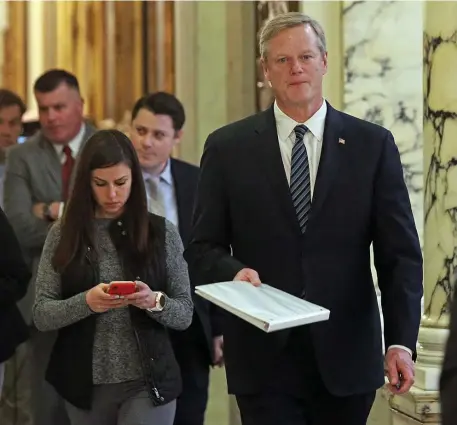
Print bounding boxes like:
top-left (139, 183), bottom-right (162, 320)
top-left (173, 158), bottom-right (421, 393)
top-left (133, 111), bottom-right (174, 130)
top-left (35, 84), bottom-right (79, 104)
top-left (0, 104), bottom-right (22, 119)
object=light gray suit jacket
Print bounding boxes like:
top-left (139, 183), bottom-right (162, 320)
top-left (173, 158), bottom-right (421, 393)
top-left (3, 124), bottom-right (96, 323)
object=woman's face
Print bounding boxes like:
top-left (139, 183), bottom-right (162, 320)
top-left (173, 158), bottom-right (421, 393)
top-left (91, 162), bottom-right (132, 218)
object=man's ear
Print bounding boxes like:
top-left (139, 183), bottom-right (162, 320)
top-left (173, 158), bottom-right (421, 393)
top-left (174, 129), bottom-right (183, 146)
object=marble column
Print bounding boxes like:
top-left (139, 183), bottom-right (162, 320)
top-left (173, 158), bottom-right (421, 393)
top-left (386, 1), bottom-right (457, 424)
top-left (417, 0), bottom-right (457, 395)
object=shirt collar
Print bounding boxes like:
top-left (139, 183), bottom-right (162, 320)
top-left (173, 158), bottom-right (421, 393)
top-left (274, 100), bottom-right (327, 142)
top-left (143, 159), bottom-right (172, 185)
top-left (53, 123), bottom-right (86, 156)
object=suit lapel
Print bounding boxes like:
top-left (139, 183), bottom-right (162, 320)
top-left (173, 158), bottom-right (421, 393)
top-left (37, 123), bottom-right (97, 197)
top-left (309, 103), bottom-right (344, 222)
top-left (254, 106), bottom-right (302, 233)
top-left (38, 136), bottom-right (61, 190)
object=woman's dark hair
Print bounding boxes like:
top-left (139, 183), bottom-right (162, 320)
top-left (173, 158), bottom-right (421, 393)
top-left (52, 129), bottom-right (151, 271)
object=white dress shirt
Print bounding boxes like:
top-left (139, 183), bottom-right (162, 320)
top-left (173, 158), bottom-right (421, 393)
top-left (143, 159), bottom-right (179, 229)
top-left (273, 100), bottom-right (411, 357)
top-left (53, 123), bottom-right (86, 164)
top-left (274, 99), bottom-right (326, 198)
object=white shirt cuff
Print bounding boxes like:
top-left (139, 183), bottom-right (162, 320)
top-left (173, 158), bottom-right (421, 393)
top-left (58, 202), bottom-right (64, 219)
top-left (387, 345), bottom-right (412, 356)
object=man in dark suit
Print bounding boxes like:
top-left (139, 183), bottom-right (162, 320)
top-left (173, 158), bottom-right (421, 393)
top-left (129, 92), bottom-right (224, 425)
top-left (184, 12), bottom-right (423, 425)
top-left (2, 69), bottom-right (96, 425)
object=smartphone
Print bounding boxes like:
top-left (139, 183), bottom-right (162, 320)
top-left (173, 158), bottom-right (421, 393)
top-left (107, 281), bottom-right (137, 296)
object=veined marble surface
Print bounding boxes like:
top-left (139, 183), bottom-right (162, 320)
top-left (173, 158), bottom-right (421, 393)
top-left (423, 4), bottom-right (457, 324)
top-left (342, 0), bottom-right (424, 245)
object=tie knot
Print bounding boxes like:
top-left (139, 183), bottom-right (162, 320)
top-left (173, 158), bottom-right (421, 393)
top-left (294, 125), bottom-right (308, 143)
top-left (63, 145), bottom-right (72, 157)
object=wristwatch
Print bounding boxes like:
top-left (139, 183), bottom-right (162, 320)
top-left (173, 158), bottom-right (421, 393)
top-left (147, 292), bottom-right (166, 312)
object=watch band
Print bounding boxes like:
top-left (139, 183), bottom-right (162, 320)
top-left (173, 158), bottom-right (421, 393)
top-left (147, 292), bottom-right (165, 312)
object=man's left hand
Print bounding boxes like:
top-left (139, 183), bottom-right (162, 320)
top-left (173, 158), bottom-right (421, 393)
top-left (212, 335), bottom-right (224, 367)
top-left (385, 347), bottom-right (415, 394)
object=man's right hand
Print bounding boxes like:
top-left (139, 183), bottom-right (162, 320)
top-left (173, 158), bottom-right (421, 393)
top-left (86, 283), bottom-right (128, 313)
top-left (233, 268), bottom-right (261, 287)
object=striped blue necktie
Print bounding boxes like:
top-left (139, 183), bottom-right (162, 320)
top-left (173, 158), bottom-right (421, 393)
top-left (290, 125), bottom-right (311, 233)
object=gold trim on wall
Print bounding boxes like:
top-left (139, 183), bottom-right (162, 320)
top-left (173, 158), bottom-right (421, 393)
top-left (113, 1), bottom-right (144, 123)
top-left (144, 1), bottom-right (175, 94)
top-left (2, 2), bottom-right (27, 100)
top-left (2, 1), bottom-right (176, 126)
top-left (163, 1), bottom-right (175, 94)
top-left (52, 1), bottom-right (107, 123)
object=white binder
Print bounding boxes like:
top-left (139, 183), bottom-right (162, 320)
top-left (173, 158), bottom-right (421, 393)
top-left (195, 281), bottom-right (330, 333)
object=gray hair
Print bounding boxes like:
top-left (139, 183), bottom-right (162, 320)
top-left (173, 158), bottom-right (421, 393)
top-left (259, 12), bottom-right (327, 59)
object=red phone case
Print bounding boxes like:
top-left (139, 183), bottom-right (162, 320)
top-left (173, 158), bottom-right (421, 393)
top-left (107, 281), bottom-right (136, 296)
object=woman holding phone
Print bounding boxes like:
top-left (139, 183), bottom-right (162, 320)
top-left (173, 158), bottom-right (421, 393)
top-left (33, 129), bottom-right (193, 425)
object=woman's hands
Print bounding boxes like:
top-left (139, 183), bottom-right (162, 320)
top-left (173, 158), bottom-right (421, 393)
top-left (124, 281), bottom-right (157, 310)
top-left (85, 283), bottom-right (128, 313)
top-left (85, 281), bottom-right (158, 313)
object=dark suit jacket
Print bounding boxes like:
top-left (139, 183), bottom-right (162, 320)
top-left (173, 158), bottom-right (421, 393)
top-left (170, 158), bottom-right (221, 363)
top-left (3, 124), bottom-right (96, 323)
top-left (0, 206), bottom-right (31, 363)
top-left (440, 287), bottom-right (457, 425)
top-left (184, 102), bottom-right (423, 396)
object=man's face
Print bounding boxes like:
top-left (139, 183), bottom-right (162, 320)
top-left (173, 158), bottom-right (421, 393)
top-left (35, 83), bottom-right (84, 145)
top-left (0, 105), bottom-right (22, 149)
top-left (130, 108), bottom-right (182, 174)
top-left (262, 25), bottom-right (327, 110)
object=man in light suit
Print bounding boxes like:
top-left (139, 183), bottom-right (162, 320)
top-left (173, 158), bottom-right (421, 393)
top-left (129, 92), bottom-right (224, 425)
top-left (184, 12), bottom-right (423, 425)
top-left (1, 69), bottom-right (95, 425)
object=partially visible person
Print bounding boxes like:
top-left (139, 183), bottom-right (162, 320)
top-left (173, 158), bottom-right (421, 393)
top-left (440, 274), bottom-right (457, 425)
top-left (33, 129), bottom-right (193, 425)
top-left (130, 92), bottom-right (224, 425)
top-left (0, 89), bottom-right (26, 206)
top-left (2, 69), bottom-right (95, 425)
top-left (0, 207), bottom-right (31, 397)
